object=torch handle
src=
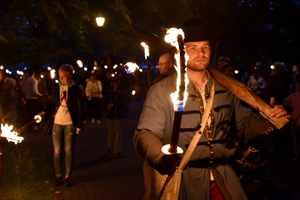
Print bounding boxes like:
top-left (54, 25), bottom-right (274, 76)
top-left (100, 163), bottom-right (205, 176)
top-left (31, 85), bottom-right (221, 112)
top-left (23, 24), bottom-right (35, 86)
top-left (146, 57), bottom-right (152, 89)
top-left (130, 74), bottom-right (147, 100)
top-left (0, 148), bottom-right (2, 186)
top-left (178, 35), bottom-right (185, 100)
top-left (169, 111), bottom-right (183, 153)
top-left (16, 120), bottom-right (37, 133)
top-left (168, 34), bottom-right (186, 154)
top-left (16, 112), bottom-right (45, 133)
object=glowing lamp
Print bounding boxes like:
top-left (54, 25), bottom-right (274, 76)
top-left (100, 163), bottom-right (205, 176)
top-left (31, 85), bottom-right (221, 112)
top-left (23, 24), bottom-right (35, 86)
top-left (96, 17), bottom-right (105, 27)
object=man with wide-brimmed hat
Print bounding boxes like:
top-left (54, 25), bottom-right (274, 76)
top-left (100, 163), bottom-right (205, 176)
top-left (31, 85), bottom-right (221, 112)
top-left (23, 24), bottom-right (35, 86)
top-left (134, 18), bottom-right (288, 200)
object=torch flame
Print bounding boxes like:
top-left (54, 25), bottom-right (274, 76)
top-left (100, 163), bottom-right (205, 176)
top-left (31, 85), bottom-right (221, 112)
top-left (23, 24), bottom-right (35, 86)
top-left (50, 69), bottom-right (56, 79)
top-left (141, 42), bottom-right (149, 59)
top-left (1, 124), bottom-right (24, 144)
top-left (77, 60), bottom-right (83, 68)
top-left (164, 28), bottom-right (184, 50)
top-left (165, 28), bottom-right (189, 111)
top-left (124, 62), bottom-right (139, 74)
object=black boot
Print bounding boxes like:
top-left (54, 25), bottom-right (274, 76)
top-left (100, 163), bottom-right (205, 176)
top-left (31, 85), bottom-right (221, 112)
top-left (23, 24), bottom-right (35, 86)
top-left (54, 176), bottom-right (62, 187)
top-left (65, 177), bottom-right (72, 187)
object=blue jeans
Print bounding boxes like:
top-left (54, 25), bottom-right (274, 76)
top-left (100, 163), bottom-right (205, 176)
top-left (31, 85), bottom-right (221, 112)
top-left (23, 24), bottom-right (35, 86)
top-left (52, 123), bottom-right (76, 177)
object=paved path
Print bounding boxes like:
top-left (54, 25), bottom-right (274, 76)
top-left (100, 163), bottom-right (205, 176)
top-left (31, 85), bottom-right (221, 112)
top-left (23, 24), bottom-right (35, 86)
top-left (53, 102), bottom-right (145, 200)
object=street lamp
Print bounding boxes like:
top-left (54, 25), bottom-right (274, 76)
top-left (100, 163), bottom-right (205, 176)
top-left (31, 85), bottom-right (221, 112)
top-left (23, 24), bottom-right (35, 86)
top-left (96, 17), bottom-right (105, 27)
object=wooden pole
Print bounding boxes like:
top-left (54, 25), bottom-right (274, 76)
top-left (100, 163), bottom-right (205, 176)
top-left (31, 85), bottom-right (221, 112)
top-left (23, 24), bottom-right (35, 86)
top-left (146, 56), bottom-right (152, 89)
top-left (169, 34), bottom-right (186, 154)
top-left (0, 148), bottom-right (2, 186)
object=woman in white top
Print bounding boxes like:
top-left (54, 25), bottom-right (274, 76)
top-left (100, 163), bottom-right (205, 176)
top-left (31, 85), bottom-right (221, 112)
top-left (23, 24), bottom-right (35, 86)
top-left (85, 72), bottom-right (104, 124)
top-left (39, 64), bottom-right (85, 187)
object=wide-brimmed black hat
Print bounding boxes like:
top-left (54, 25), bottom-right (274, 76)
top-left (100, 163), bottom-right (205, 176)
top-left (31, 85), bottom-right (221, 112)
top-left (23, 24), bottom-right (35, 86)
top-left (181, 18), bottom-right (211, 43)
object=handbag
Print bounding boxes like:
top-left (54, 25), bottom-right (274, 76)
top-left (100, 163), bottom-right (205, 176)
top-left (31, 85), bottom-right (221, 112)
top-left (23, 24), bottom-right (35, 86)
top-left (143, 80), bottom-right (215, 200)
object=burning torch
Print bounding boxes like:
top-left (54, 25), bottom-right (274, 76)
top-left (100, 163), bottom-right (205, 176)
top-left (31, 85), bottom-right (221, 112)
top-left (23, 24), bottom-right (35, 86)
top-left (141, 42), bottom-right (152, 88)
top-left (0, 113), bottom-right (45, 183)
top-left (161, 28), bottom-right (188, 155)
top-left (16, 112), bottom-right (45, 134)
top-left (124, 62), bottom-right (147, 100)
top-left (0, 124), bottom-right (24, 144)
top-left (0, 112), bottom-right (45, 144)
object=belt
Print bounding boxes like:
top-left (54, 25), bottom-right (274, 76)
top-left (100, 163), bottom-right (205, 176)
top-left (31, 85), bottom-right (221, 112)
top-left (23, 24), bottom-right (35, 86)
top-left (186, 159), bottom-right (228, 168)
top-left (185, 138), bottom-right (228, 148)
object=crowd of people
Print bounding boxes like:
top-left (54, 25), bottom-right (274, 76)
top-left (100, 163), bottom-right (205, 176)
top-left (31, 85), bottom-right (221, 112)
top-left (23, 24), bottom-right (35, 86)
top-left (0, 18), bottom-right (299, 199)
top-left (0, 61), bottom-right (129, 187)
top-left (217, 57), bottom-right (300, 162)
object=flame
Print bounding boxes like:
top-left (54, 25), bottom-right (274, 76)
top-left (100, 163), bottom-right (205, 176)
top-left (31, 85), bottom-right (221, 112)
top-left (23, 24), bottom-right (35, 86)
top-left (164, 28), bottom-right (184, 50)
top-left (77, 60), bottom-right (83, 68)
top-left (124, 62), bottom-right (139, 74)
top-left (50, 69), bottom-right (56, 79)
top-left (165, 28), bottom-right (189, 111)
top-left (141, 42), bottom-right (149, 59)
top-left (1, 124), bottom-right (24, 144)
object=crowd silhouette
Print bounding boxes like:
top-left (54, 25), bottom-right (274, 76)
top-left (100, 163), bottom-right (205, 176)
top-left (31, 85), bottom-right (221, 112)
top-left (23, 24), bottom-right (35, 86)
top-left (0, 57), bottom-right (298, 199)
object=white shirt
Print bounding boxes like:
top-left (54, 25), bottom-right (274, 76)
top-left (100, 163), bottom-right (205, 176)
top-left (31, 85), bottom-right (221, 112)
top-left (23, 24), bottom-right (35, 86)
top-left (54, 85), bottom-right (72, 125)
top-left (22, 77), bottom-right (42, 99)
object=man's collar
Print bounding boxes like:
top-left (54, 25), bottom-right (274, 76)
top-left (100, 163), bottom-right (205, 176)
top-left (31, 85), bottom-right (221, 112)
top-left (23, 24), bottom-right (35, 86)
top-left (167, 68), bottom-right (176, 76)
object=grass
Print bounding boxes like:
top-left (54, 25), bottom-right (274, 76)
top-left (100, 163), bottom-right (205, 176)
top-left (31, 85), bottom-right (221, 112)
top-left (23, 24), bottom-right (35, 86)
top-left (0, 138), bottom-right (53, 200)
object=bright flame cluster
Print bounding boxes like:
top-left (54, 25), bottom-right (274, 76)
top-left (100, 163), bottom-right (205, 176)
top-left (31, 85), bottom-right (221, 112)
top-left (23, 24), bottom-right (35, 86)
top-left (165, 28), bottom-right (189, 111)
top-left (124, 62), bottom-right (139, 74)
top-left (1, 124), bottom-right (24, 144)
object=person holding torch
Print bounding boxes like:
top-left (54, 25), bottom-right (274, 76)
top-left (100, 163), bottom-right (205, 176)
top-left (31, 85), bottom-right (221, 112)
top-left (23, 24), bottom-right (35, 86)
top-left (133, 18), bottom-right (289, 200)
top-left (39, 64), bottom-right (85, 187)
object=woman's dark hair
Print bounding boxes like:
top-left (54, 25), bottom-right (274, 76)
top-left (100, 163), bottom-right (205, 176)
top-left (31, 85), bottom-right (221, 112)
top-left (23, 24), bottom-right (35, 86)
top-left (28, 68), bottom-right (35, 76)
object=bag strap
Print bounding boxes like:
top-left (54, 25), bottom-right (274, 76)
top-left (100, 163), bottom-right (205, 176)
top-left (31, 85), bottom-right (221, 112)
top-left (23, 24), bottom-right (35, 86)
top-left (178, 79), bottom-right (215, 171)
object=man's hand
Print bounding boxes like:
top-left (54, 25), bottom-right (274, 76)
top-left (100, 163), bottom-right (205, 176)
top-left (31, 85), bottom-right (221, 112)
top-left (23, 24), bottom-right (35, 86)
top-left (269, 97), bottom-right (291, 119)
top-left (158, 154), bottom-right (180, 175)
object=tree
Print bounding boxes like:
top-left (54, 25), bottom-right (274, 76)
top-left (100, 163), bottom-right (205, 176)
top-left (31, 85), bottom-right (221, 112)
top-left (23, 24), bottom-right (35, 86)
top-left (0, 0), bottom-right (299, 74)
top-left (0, 0), bottom-right (131, 73)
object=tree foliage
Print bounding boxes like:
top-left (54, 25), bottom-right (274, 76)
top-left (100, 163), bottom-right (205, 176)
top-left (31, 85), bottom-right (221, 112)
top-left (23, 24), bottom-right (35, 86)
top-left (0, 0), bottom-right (299, 72)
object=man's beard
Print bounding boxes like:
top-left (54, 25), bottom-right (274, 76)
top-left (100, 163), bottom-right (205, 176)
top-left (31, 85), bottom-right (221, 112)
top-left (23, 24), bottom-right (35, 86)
top-left (187, 58), bottom-right (209, 72)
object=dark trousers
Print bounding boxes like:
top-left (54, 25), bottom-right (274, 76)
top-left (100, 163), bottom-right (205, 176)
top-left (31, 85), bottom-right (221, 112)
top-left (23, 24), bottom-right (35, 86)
top-left (25, 99), bottom-right (39, 124)
top-left (89, 97), bottom-right (103, 120)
